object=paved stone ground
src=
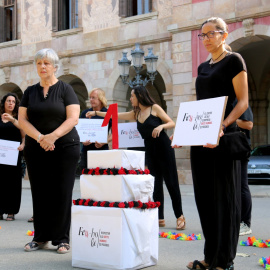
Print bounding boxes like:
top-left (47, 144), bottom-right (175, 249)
top-left (0, 179), bottom-right (269, 270)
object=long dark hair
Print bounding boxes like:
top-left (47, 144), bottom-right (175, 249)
top-left (0, 93), bottom-right (20, 117)
top-left (132, 85), bottom-right (156, 115)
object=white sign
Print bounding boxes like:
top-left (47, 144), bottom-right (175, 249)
top-left (172, 96), bottom-right (228, 146)
top-left (118, 122), bottom-right (144, 148)
top-left (0, 139), bottom-right (20, 166)
top-left (73, 208), bottom-right (122, 267)
top-left (76, 119), bottom-right (108, 143)
top-left (72, 206), bottom-right (158, 270)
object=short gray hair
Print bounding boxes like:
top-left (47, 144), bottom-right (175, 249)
top-left (34, 48), bottom-right (60, 73)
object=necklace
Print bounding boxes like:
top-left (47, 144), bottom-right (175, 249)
top-left (210, 51), bottom-right (226, 66)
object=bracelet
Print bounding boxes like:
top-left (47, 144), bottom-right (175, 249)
top-left (222, 124), bottom-right (226, 132)
top-left (37, 133), bottom-right (42, 143)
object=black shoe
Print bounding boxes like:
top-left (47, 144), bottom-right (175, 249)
top-left (28, 216), bottom-right (34, 222)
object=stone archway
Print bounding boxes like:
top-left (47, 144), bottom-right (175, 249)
top-left (232, 38), bottom-right (270, 148)
top-left (228, 23), bottom-right (270, 148)
top-left (0, 83), bottom-right (23, 100)
top-left (58, 74), bottom-right (88, 112)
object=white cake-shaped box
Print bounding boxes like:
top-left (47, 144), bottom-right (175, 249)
top-left (87, 150), bottom-right (145, 170)
top-left (72, 207), bottom-right (158, 270)
top-left (72, 150), bottom-right (158, 270)
top-left (80, 174), bottom-right (154, 203)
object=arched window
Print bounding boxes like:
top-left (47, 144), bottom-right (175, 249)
top-left (0, 0), bottom-right (17, 43)
top-left (119, 0), bottom-right (152, 18)
top-left (52, 0), bottom-right (78, 32)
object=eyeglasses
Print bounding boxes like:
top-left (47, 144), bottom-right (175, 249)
top-left (198, 30), bottom-right (224, 40)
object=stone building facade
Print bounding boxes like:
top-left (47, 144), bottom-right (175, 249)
top-left (1, 0), bottom-right (270, 183)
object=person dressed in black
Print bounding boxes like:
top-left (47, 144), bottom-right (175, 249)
top-left (236, 106), bottom-right (253, 235)
top-left (79, 88), bottom-right (111, 170)
top-left (86, 85), bottom-right (186, 230)
top-left (0, 93), bottom-right (25, 221)
top-left (18, 48), bottom-right (80, 254)
top-left (183, 17), bottom-right (249, 270)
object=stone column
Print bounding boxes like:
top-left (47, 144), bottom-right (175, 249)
top-left (106, 99), bottom-right (130, 113)
top-left (252, 99), bottom-right (269, 147)
top-left (163, 92), bottom-right (173, 136)
top-left (171, 30), bottom-right (195, 184)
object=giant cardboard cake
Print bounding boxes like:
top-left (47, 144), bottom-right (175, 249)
top-left (72, 150), bottom-right (159, 270)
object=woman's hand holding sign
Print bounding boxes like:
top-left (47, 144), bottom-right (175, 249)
top-left (203, 124), bottom-right (225, 148)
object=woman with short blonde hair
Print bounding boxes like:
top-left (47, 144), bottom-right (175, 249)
top-left (89, 88), bottom-right (107, 108)
top-left (79, 87), bottom-right (111, 170)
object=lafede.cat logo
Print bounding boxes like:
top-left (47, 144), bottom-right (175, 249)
top-left (121, 129), bottom-right (141, 139)
top-left (183, 111), bottom-right (213, 130)
top-left (78, 226), bottom-right (111, 248)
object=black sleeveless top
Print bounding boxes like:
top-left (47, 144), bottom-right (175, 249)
top-left (137, 107), bottom-right (165, 140)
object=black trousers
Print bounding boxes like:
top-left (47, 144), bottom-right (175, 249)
top-left (24, 140), bottom-right (80, 245)
top-left (240, 159), bottom-right (252, 227)
top-left (191, 146), bottom-right (241, 269)
top-left (0, 153), bottom-right (22, 215)
top-left (145, 134), bottom-right (183, 220)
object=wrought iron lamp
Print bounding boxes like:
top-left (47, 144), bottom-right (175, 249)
top-left (118, 43), bottom-right (158, 87)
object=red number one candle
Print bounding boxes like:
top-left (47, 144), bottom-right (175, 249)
top-left (101, 103), bottom-right (119, 149)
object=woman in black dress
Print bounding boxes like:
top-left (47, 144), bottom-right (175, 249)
top-left (0, 93), bottom-right (25, 221)
top-left (186, 17), bottom-right (249, 270)
top-left (19, 48), bottom-right (80, 254)
top-left (86, 85), bottom-right (185, 230)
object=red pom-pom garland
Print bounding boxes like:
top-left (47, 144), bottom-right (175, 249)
top-left (82, 167), bottom-right (150, 175)
top-left (73, 199), bottom-right (160, 209)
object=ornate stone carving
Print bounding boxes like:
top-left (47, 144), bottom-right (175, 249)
top-left (3, 67), bottom-right (11, 83)
top-left (22, 0), bottom-right (51, 44)
top-left (84, 0), bottom-right (119, 32)
top-left (61, 57), bottom-right (70, 75)
top-left (242, 18), bottom-right (255, 37)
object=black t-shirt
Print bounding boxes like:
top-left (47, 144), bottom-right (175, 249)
top-left (20, 80), bottom-right (80, 146)
top-left (196, 52), bottom-right (247, 120)
top-left (80, 107), bottom-right (111, 151)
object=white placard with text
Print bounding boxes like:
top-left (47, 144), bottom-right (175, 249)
top-left (118, 122), bottom-right (145, 148)
top-left (172, 96), bottom-right (228, 146)
top-left (0, 139), bottom-right (20, 166)
top-left (76, 119), bottom-right (108, 143)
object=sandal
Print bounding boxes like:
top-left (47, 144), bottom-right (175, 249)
top-left (159, 219), bottom-right (165, 227)
top-left (6, 214), bottom-right (15, 221)
top-left (57, 243), bottom-right (70, 254)
top-left (28, 216), bottom-right (34, 222)
top-left (24, 241), bottom-right (48, 252)
top-left (187, 260), bottom-right (209, 269)
top-left (176, 215), bottom-right (186, 230)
